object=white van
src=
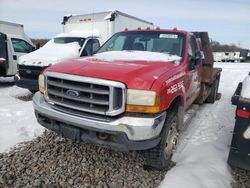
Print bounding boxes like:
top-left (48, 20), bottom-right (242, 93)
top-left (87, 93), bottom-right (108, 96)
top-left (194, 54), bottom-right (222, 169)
top-left (15, 10), bottom-right (154, 92)
top-left (0, 20), bottom-right (35, 77)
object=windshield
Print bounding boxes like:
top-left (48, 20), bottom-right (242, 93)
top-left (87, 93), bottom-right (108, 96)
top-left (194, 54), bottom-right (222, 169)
top-left (54, 37), bottom-right (85, 47)
top-left (98, 31), bottom-right (185, 58)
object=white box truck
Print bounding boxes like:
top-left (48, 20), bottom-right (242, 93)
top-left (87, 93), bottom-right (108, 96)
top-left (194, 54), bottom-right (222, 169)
top-left (0, 20), bottom-right (35, 77)
top-left (15, 10), bottom-right (154, 92)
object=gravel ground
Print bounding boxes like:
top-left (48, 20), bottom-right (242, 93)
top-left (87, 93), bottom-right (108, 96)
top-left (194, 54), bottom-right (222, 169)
top-left (0, 131), bottom-right (174, 188)
top-left (16, 93), bottom-right (34, 101)
top-left (231, 167), bottom-right (250, 188)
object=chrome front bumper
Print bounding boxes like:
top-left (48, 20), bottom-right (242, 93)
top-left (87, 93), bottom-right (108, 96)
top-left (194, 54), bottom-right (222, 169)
top-left (33, 92), bottom-right (166, 141)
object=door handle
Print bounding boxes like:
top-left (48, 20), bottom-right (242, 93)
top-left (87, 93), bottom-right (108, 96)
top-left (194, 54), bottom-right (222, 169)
top-left (13, 55), bottom-right (17, 60)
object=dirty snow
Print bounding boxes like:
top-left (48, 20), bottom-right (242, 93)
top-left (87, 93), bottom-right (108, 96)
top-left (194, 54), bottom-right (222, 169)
top-left (160, 62), bottom-right (250, 188)
top-left (1, 62), bottom-right (250, 188)
top-left (19, 39), bottom-right (80, 66)
top-left (241, 75), bottom-right (250, 99)
top-left (94, 51), bottom-right (181, 63)
top-left (0, 77), bottom-right (44, 153)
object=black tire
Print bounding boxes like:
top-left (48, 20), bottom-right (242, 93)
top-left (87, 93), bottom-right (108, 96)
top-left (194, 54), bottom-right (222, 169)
top-left (144, 111), bottom-right (179, 170)
top-left (206, 76), bottom-right (219, 103)
top-left (29, 89), bottom-right (36, 94)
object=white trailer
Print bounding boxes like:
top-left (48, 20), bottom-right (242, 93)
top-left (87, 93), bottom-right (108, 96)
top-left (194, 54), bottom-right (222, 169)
top-left (0, 20), bottom-right (35, 76)
top-left (63, 10), bottom-right (154, 45)
top-left (213, 52), bottom-right (224, 62)
top-left (16, 10), bottom-right (154, 92)
top-left (234, 52), bottom-right (240, 62)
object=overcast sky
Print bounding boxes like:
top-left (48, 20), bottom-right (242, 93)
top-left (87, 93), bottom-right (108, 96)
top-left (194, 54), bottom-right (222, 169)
top-left (0, 0), bottom-right (250, 49)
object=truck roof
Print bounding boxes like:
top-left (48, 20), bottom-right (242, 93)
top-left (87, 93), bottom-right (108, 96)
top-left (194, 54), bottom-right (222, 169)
top-left (63, 10), bottom-right (153, 25)
top-left (119, 28), bottom-right (189, 35)
top-left (54, 32), bottom-right (99, 38)
top-left (0, 20), bottom-right (24, 28)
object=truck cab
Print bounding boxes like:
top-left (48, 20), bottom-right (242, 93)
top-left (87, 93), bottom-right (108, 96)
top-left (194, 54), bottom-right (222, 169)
top-left (0, 21), bottom-right (35, 77)
top-left (33, 29), bottom-right (221, 170)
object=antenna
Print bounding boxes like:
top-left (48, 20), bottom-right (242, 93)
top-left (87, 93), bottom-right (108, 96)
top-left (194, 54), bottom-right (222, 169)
top-left (91, 9), bottom-right (94, 39)
top-left (91, 9), bottom-right (94, 54)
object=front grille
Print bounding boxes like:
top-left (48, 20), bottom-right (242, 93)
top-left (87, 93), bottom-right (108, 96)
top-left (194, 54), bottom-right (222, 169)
top-left (18, 65), bottom-right (46, 79)
top-left (45, 72), bottom-right (126, 116)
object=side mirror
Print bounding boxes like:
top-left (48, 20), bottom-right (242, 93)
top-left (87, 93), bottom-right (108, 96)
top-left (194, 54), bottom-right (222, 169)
top-left (92, 43), bottom-right (100, 54)
top-left (188, 55), bottom-right (196, 70)
top-left (0, 58), bottom-right (6, 64)
top-left (195, 51), bottom-right (202, 65)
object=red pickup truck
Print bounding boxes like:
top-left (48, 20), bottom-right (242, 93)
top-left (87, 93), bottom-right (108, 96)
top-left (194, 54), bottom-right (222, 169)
top-left (33, 29), bottom-right (221, 170)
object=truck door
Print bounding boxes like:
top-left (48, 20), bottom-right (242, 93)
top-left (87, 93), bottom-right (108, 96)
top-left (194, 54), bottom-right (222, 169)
top-left (185, 35), bottom-right (202, 106)
top-left (10, 38), bottom-right (34, 75)
top-left (0, 32), bottom-right (8, 76)
top-left (80, 38), bottom-right (100, 57)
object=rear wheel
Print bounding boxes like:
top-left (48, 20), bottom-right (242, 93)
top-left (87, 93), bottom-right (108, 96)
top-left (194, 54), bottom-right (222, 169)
top-left (206, 75), bottom-right (220, 103)
top-left (144, 111), bottom-right (179, 170)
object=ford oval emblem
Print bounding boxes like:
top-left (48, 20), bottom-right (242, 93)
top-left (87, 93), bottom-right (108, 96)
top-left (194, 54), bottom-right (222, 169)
top-left (66, 89), bottom-right (80, 97)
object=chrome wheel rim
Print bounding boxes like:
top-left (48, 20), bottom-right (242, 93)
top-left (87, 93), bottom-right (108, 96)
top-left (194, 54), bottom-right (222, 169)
top-left (164, 120), bottom-right (178, 159)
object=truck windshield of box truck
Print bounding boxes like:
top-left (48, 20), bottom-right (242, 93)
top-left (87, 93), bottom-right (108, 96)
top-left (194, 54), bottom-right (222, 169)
top-left (97, 31), bottom-right (185, 58)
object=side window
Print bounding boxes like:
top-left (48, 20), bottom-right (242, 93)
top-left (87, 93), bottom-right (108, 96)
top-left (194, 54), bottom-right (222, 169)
top-left (11, 38), bottom-right (33, 53)
top-left (188, 35), bottom-right (198, 57)
top-left (81, 39), bottom-right (100, 57)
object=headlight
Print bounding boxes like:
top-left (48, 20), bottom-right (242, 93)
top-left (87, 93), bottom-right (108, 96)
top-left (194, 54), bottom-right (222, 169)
top-left (126, 89), bottom-right (160, 113)
top-left (127, 89), bottom-right (156, 106)
top-left (38, 74), bottom-right (45, 94)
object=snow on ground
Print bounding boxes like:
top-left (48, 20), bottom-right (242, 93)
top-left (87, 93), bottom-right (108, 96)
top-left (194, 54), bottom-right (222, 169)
top-left (0, 77), bottom-right (44, 153)
top-left (0, 63), bottom-right (250, 187)
top-left (160, 62), bottom-right (250, 188)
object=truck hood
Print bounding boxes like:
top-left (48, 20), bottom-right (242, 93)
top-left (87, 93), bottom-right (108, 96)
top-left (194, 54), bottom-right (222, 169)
top-left (46, 51), bottom-right (179, 90)
top-left (18, 40), bottom-right (80, 67)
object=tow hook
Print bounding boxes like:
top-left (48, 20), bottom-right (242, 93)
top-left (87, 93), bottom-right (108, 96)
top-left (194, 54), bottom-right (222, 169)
top-left (98, 132), bottom-right (109, 140)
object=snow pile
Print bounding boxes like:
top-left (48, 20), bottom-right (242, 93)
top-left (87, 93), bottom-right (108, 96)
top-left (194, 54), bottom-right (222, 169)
top-left (19, 40), bottom-right (80, 66)
top-left (241, 75), bottom-right (250, 99)
top-left (0, 77), bottom-right (44, 153)
top-left (55, 31), bottom-right (99, 38)
top-left (94, 51), bottom-right (181, 63)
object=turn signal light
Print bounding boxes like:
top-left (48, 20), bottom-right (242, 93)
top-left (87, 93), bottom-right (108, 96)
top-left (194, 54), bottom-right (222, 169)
top-left (126, 104), bottom-right (160, 113)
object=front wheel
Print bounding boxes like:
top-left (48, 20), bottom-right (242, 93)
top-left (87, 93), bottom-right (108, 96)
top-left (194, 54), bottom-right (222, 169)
top-left (29, 89), bottom-right (37, 94)
top-left (144, 111), bottom-right (179, 170)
